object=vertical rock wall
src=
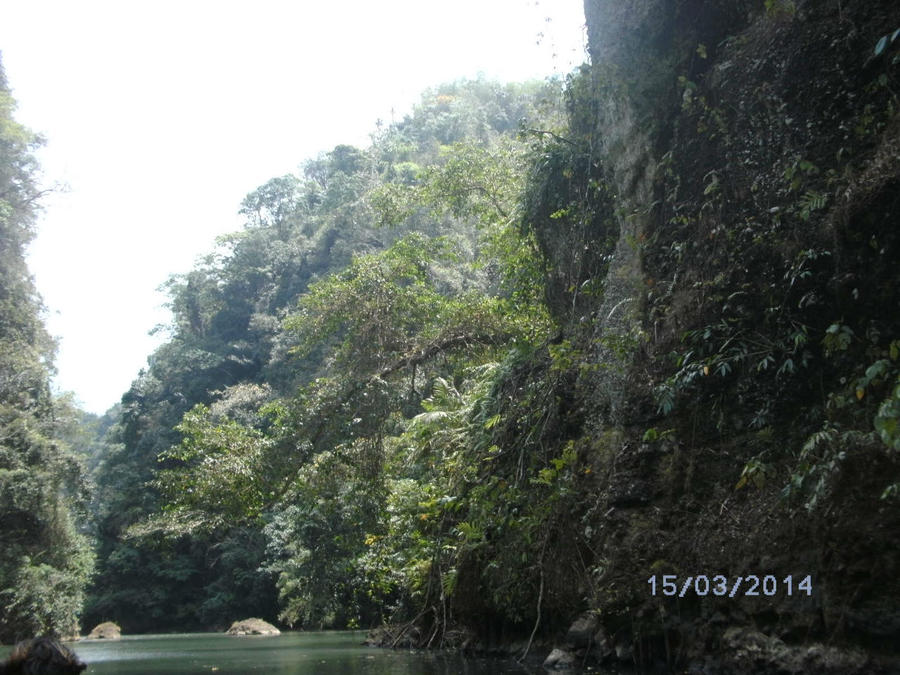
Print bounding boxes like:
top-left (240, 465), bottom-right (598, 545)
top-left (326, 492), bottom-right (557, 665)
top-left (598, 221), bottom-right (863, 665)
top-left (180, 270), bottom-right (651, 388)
top-left (581, 0), bottom-right (752, 424)
top-left (551, 1), bottom-right (900, 671)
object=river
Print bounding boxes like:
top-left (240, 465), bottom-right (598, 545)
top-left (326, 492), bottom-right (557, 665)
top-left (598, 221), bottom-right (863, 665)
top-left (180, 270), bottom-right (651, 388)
top-left (1, 631), bottom-right (540, 674)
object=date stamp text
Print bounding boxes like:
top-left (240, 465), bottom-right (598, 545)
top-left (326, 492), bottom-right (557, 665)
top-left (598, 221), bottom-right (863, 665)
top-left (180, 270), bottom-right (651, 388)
top-left (647, 574), bottom-right (813, 598)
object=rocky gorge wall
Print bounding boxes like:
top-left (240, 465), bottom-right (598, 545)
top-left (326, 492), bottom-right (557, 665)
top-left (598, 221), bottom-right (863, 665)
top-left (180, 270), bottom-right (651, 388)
top-left (531, 0), bottom-right (900, 671)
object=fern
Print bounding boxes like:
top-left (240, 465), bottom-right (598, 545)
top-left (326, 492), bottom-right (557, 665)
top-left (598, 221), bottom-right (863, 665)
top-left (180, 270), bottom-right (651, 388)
top-left (440, 567), bottom-right (458, 598)
top-left (801, 428), bottom-right (837, 458)
top-left (798, 190), bottom-right (827, 221)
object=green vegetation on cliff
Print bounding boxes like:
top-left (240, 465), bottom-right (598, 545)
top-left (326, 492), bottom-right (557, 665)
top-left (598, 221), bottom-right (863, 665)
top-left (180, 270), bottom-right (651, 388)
top-left (0, 59), bottom-right (94, 642)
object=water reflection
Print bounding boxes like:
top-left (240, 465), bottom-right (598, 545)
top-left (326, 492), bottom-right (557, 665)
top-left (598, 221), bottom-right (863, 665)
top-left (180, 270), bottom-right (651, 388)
top-left (3, 631), bottom-right (537, 674)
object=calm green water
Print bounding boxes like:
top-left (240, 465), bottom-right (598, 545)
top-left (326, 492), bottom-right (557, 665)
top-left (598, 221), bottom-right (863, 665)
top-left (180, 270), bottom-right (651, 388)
top-left (2, 631), bottom-right (536, 674)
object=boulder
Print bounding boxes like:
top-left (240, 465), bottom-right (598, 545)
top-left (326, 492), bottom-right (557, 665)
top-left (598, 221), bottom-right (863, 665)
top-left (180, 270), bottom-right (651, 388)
top-left (720, 626), bottom-right (871, 674)
top-left (565, 611), bottom-right (600, 648)
top-left (0, 637), bottom-right (86, 673)
top-left (543, 647), bottom-right (578, 670)
top-left (87, 621), bottom-right (121, 639)
top-left (226, 618), bottom-right (281, 636)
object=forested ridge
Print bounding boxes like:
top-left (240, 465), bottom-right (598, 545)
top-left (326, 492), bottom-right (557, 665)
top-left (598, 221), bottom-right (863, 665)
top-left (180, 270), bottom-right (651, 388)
top-left (82, 75), bottom-right (567, 634)
top-left (3, 0), bottom-right (900, 672)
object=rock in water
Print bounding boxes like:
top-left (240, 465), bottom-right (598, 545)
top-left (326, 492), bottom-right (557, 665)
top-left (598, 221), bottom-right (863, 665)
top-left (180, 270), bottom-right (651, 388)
top-left (225, 618), bottom-right (281, 636)
top-left (543, 647), bottom-right (577, 670)
top-left (0, 637), bottom-right (86, 673)
top-left (87, 622), bottom-right (121, 640)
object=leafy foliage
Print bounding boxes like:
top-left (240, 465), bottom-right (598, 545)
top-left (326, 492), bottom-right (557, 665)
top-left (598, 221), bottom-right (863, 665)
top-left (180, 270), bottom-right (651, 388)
top-left (0, 59), bottom-right (94, 641)
top-left (86, 77), bottom-right (566, 632)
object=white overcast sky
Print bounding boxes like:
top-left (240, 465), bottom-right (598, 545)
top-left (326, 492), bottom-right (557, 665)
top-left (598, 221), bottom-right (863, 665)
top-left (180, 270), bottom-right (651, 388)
top-left (0, 0), bottom-right (587, 415)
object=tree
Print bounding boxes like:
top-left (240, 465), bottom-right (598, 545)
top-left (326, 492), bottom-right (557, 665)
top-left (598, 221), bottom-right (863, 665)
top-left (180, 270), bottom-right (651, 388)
top-left (0, 57), bottom-right (94, 642)
top-left (92, 77), bottom-right (566, 633)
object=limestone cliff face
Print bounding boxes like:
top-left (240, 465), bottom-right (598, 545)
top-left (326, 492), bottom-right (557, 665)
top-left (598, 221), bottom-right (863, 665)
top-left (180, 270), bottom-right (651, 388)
top-left (538, 0), bottom-right (900, 671)
top-left (580, 1), bottom-right (754, 424)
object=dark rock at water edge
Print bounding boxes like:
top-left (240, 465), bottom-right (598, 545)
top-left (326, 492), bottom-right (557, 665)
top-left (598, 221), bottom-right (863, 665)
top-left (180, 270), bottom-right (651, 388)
top-left (0, 636), bottom-right (87, 674)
